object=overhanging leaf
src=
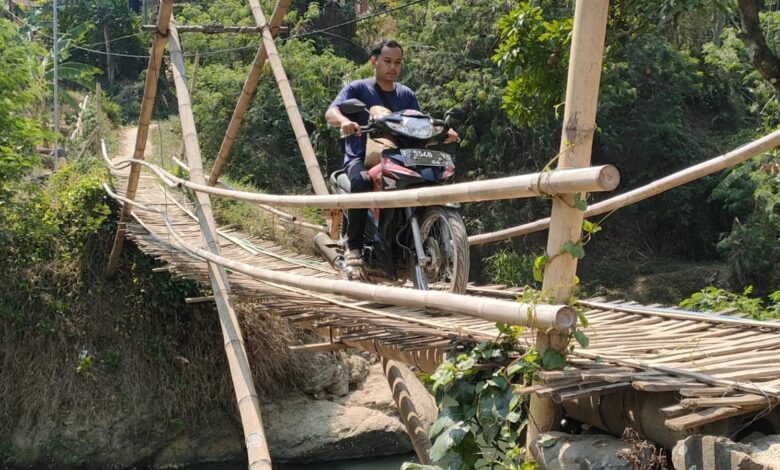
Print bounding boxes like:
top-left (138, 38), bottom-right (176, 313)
top-left (541, 349), bottom-right (566, 370)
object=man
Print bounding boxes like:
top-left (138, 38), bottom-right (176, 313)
top-left (326, 39), bottom-right (458, 267)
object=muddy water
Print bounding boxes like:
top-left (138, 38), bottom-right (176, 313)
top-left (190, 453), bottom-right (417, 470)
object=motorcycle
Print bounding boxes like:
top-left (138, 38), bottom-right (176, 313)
top-left (314, 99), bottom-right (470, 294)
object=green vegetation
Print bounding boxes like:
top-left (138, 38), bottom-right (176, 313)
top-left (680, 286), bottom-right (780, 320)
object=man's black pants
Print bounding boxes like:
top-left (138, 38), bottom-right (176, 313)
top-left (346, 159), bottom-right (373, 251)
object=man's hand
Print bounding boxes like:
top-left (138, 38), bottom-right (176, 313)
top-left (340, 120), bottom-right (361, 138)
top-left (444, 128), bottom-right (460, 144)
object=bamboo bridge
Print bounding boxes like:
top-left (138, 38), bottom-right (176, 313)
top-left (97, 1), bottom-right (780, 468)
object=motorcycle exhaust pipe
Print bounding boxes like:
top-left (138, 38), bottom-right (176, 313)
top-left (314, 232), bottom-right (346, 269)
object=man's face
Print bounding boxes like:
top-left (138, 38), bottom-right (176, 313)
top-left (372, 46), bottom-right (403, 83)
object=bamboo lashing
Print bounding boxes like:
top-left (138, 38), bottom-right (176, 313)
top-left (208, 0), bottom-right (290, 187)
top-left (469, 126), bottom-right (780, 245)
top-left (168, 20), bottom-right (272, 470)
top-left (111, 155), bottom-right (619, 208)
top-left (527, 0), bottom-right (609, 456)
top-left (245, 0), bottom-right (328, 195)
top-left (105, 0), bottom-right (174, 277)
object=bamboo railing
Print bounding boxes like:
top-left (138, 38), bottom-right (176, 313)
top-left (469, 127), bottom-right (780, 245)
top-left (110, 156), bottom-right (619, 209)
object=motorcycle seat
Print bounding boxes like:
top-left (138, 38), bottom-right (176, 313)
top-left (331, 169), bottom-right (351, 192)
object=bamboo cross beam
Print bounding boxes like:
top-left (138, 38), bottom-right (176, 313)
top-left (468, 126), bottom-right (780, 245)
top-left (207, 0), bottom-right (290, 187)
top-left (105, 0), bottom-right (174, 278)
top-left (168, 20), bottom-right (272, 470)
top-left (141, 24), bottom-right (287, 34)
top-left (244, 0), bottom-right (329, 195)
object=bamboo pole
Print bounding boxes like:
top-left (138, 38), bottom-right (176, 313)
top-left (115, 158), bottom-right (618, 208)
top-left (178, 52), bottom-right (200, 157)
top-left (141, 24), bottom-right (282, 33)
top-left (527, 0), bottom-right (609, 457)
top-left (468, 127), bottom-right (780, 245)
top-left (95, 83), bottom-right (102, 155)
top-left (167, 20), bottom-right (272, 470)
top-left (381, 357), bottom-right (432, 464)
top-left (105, 0), bottom-right (174, 278)
top-left (207, 0), bottom-right (291, 187)
top-left (240, 0), bottom-right (329, 195)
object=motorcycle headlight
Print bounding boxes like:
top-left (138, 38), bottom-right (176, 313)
top-left (386, 117), bottom-right (435, 139)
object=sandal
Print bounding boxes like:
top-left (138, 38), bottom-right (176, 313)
top-left (346, 248), bottom-right (364, 267)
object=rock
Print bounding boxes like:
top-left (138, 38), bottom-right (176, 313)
top-left (336, 362), bottom-right (437, 430)
top-left (673, 435), bottom-right (780, 470)
top-left (346, 354), bottom-right (370, 384)
top-left (153, 412), bottom-right (244, 468)
top-left (292, 351), bottom-right (350, 397)
top-left (263, 393), bottom-right (410, 462)
top-left (531, 431), bottom-right (662, 469)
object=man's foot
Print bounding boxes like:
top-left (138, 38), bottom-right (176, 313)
top-left (346, 248), bottom-right (364, 267)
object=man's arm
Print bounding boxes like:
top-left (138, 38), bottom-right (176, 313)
top-left (325, 106), bottom-right (361, 137)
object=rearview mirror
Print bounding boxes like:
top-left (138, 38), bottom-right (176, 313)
top-left (338, 99), bottom-right (367, 115)
top-left (444, 107), bottom-right (467, 123)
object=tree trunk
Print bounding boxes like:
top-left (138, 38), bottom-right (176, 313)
top-left (103, 24), bottom-right (115, 85)
top-left (737, 0), bottom-right (780, 94)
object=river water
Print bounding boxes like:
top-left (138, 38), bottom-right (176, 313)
top-left (190, 453), bottom-right (417, 470)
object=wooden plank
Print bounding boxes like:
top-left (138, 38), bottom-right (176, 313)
top-left (288, 342), bottom-right (348, 353)
top-left (679, 387), bottom-right (735, 397)
top-left (633, 380), bottom-right (707, 392)
top-left (665, 405), bottom-right (764, 431)
top-left (552, 382), bottom-right (632, 403)
top-left (680, 395), bottom-right (774, 409)
top-left (660, 404), bottom-right (688, 418)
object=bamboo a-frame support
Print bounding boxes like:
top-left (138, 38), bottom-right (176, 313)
top-left (168, 19), bottom-right (272, 470)
top-left (469, 126), bottom-right (780, 245)
top-left (105, 0), bottom-right (173, 277)
top-left (207, 0), bottom-right (291, 187)
top-left (527, 0), bottom-right (609, 456)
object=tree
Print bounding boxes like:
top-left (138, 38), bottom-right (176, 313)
top-left (0, 19), bottom-right (47, 190)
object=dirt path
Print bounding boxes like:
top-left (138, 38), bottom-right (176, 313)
top-left (113, 125), bottom-right (161, 163)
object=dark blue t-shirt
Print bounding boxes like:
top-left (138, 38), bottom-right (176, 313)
top-left (330, 78), bottom-right (420, 166)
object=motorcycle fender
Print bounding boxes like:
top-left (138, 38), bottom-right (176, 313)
top-left (443, 202), bottom-right (461, 209)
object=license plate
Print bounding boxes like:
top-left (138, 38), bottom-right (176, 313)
top-left (400, 149), bottom-right (452, 167)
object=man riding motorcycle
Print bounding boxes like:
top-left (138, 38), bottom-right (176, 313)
top-left (325, 39), bottom-right (458, 269)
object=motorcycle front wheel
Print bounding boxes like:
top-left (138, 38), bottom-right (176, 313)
top-left (409, 206), bottom-right (470, 294)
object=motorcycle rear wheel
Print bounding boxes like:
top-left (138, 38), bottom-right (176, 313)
top-left (410, 206), bottom-right (469, 294)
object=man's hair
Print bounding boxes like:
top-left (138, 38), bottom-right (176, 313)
top-left (370, 39), bottom-right (403, 58)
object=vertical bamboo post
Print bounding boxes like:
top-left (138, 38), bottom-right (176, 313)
top-left (178, 52), bottom-right (200, 157)
top-left (168, 19), bottom-right (272, 470)
top-left (105, 0), bottom-right (174, 278)
top-left (95, 82), bottom-right (102, 155)
top-left (243, 0), bottom-right (329, 195)
top-left (207, 0), bottom-right (290, 187)
top-left (381, 357), bottom-right (432, 464)
top-left (526, 0), bottom-right (609, 457)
